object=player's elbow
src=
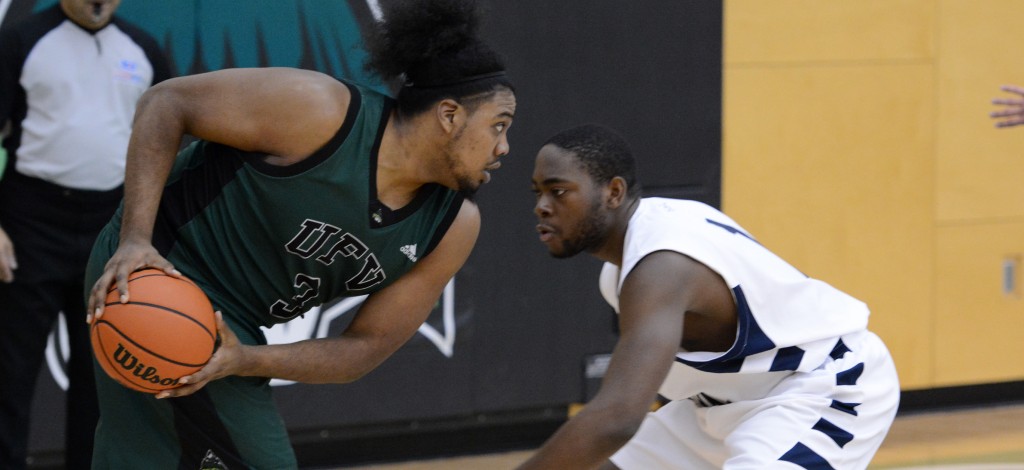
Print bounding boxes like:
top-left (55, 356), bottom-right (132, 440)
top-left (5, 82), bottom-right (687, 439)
top-left (310, 353), bottom-right (381, 384)
top-left (587, 421), bottom-right (641, 458)
top-left (137, 77), bottom-right (179, 107)
top-left (584, 402), bottom-right (646, 449)
top-left (603, 416), bottom-right (644, 447)
top-left (300, 360), bottom-right (374, 385)
top-left (338, 361), bottom-right (378, 383)
top-left (326, 337), bottom-right (395, 384)
top-left (132, 79), bottom-right (188, 128)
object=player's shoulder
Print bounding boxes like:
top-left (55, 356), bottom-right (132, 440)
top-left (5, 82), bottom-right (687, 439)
top-left (242, 68), bottom-right (355, 118)
top-left (450, 198), bottom-right (481, 230)
top-left (639, 197), bottom-right (718, 215)
top-left (624, 198), bottom-right (730, 262)
top-left (298, 70), bottom-right (357, 107)
top-left (633, 197), bottom-right (721, 231)
top-left (440, 198), bottom-right (481, 246)
top-left (272, 67), bottom-right (348, 90)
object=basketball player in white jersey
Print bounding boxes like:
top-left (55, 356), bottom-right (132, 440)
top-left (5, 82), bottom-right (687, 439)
top-left (519, 124), bottom-right (900, 469)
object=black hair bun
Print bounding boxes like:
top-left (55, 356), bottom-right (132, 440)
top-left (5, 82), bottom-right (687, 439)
top-left (364, 0), bottom-right (485, 82)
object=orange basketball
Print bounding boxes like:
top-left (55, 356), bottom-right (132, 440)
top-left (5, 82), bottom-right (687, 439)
top-left (90, 268), bottom-right (217, 394)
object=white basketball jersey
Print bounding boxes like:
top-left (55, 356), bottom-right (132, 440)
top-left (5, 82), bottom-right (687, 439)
top-left (600, 198), bottom-right (870, 400)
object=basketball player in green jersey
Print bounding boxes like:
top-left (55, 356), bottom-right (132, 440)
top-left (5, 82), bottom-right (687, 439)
top-left (83, 0), bottom-right (515, 468)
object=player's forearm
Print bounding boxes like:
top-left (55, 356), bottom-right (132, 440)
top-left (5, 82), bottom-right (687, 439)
top-left (119, 84), bottom-right (187, 244)
top-left (235, 335), bottom-right (386, 384)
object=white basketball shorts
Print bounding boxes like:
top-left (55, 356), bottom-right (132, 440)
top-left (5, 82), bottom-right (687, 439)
top-left (609, 330), bottom-right (900, 470)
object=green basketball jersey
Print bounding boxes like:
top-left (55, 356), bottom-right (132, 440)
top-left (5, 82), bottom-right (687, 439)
top-left (110, 81), bottom-right (463, 334)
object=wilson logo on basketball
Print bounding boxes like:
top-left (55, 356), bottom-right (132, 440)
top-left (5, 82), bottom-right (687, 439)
top-left (112, 344), bottom-right (181, 387)
top-left (90, 269), bottom-right (216, 393)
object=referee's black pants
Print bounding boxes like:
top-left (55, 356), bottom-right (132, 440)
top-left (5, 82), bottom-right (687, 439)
top-left (0, 171), bottom-right (122, 470)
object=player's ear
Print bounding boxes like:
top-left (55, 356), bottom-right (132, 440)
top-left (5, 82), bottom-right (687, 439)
top-left (606, 176), bottom-right (628, 209)
top-left (437, 99), bottom-right (460, 133)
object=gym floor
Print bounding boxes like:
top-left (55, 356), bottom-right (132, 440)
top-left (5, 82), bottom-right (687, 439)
top-left (344, 403), bottom-right (1024, 469)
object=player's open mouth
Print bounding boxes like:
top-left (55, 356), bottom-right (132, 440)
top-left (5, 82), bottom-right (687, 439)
top-left (481, 161), bottom-right (500, 184)
top-left (536, 224), bottom-right (555, 243)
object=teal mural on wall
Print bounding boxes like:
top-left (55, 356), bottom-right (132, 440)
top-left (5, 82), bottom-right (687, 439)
top-left (22, 0), bottom-right (383, 92)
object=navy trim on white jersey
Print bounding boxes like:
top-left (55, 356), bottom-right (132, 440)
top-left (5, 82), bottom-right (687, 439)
top-left (674, 286), bottom-right (776, 373)
top-left (813, 418), bottom-right (854, 448)
top-left (780, 442), bottom-right (835, 469)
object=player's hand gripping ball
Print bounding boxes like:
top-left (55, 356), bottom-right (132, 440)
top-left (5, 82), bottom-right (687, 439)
top-left (90, 268), bottom-right (217, 393)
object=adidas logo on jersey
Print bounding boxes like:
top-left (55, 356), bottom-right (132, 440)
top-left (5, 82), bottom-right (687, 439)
top-left (200, 449), bottom-right (228, 469)
top-left (400, 244), bottom-right (418, 262)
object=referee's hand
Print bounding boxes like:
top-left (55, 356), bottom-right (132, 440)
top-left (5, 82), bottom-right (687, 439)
top-left (0, 225), bottom-right (17, 283)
